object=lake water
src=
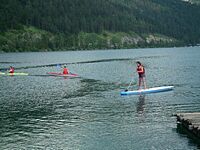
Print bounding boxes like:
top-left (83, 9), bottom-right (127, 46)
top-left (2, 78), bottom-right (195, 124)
top-left (0, 47), bottom-right (200, 150)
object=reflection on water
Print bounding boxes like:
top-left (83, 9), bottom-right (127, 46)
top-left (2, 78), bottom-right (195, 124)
top-left (136, 95), bottom-right (145, 114)
top-left (176, 124), bottom-right (200, 148)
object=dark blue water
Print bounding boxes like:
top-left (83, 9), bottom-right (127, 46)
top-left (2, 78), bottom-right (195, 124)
top-left (0, 47), bottom-right (200, 149)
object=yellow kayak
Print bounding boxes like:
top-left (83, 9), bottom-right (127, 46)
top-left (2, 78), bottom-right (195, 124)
top-left (0, 72), bottom-right (28, 76)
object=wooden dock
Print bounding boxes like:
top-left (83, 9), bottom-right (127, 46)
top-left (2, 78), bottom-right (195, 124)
top-left (176, 112), bottom-right (200, 138)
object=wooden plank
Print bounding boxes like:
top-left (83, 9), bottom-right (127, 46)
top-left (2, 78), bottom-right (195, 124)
top-left (176, 112), bottom-right (200, 138)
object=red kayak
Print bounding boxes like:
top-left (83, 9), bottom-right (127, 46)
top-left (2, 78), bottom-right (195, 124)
top-left (47, 72), bottom-right (79, 77)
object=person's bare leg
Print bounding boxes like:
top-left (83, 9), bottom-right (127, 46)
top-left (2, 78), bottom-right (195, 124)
top-left (142, 77), bottom-right (147, 89)
top-left (138, 78), bottom-right (142, 90)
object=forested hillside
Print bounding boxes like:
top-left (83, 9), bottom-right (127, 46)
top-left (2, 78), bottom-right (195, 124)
top-left (182, 0), bottom-right (200, 4)
top-left (0, 0), bottom-right (200, 52)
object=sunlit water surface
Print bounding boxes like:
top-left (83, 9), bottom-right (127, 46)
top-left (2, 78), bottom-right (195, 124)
top-left (0, 47), bottom-right (200, 149)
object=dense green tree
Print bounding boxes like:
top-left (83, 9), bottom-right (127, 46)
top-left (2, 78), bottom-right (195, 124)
top-left (0, 0), bottom-right (200, 51)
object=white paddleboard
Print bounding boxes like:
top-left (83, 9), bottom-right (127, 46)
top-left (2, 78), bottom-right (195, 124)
top-left (121, 86), bottom-right (174, 96)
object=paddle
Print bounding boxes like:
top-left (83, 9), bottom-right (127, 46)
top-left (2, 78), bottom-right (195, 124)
top-left (56, 64), bottom-right (76, 76)
top-left (56, 64), bottom-right (62, 68)
top-left (125, 78), bottom-right (134, 92)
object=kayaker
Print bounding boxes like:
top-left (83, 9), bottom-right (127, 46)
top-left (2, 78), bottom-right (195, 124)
top-left (63, 65), bottom-right (69, 75)
top-left (9, 66), bottom-right (15, 73)
top-left (136, 61), bottom-right (147, 90)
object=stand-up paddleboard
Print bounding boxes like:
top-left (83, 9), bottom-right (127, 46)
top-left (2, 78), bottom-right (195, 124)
top-left (47, 72), bottom-right (79, 78)
top-left (0, 72), bottom-right (28, 76)
top-left (121, 86), bottom-right (174, 96)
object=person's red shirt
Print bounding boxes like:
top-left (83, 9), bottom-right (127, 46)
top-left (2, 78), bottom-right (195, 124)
top-left (63, 68), bottom-right (69, 74)
top-left (137, 65), bottom-right (145, 75)
top-left (9, 67), bottom-right (14, 73)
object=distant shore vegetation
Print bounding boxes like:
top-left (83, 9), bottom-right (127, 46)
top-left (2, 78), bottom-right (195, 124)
top-left (0, 0), bottom-right (200, 52)
top-left (0, 26), bottom-right (183, 52)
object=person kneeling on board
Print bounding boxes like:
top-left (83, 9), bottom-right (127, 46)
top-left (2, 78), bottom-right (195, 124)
top-left (63, 65), bottom-right (69, 75)
top-left (9, 66), bottom-right (15, 73)
top-left (136, 61), bottom-right (147, 90)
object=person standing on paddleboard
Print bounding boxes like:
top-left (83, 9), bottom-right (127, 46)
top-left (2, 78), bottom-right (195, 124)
top-left (9, 66), bottom-right (15, 73)
top-left (136, 61), bottom-right (147, 90)
top-left (63, 65), bottom-right (69, 75)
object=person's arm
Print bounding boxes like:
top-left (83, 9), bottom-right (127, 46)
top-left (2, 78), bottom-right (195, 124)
top-left (137, 66), bottom-right (144, 73)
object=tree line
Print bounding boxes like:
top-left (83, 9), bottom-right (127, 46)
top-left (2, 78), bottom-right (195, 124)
top-left (0, 0), bottom-right (200, 51)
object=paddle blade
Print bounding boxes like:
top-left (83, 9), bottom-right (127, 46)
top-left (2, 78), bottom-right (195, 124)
top-left (56, 64), bottom-right (61, 68)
